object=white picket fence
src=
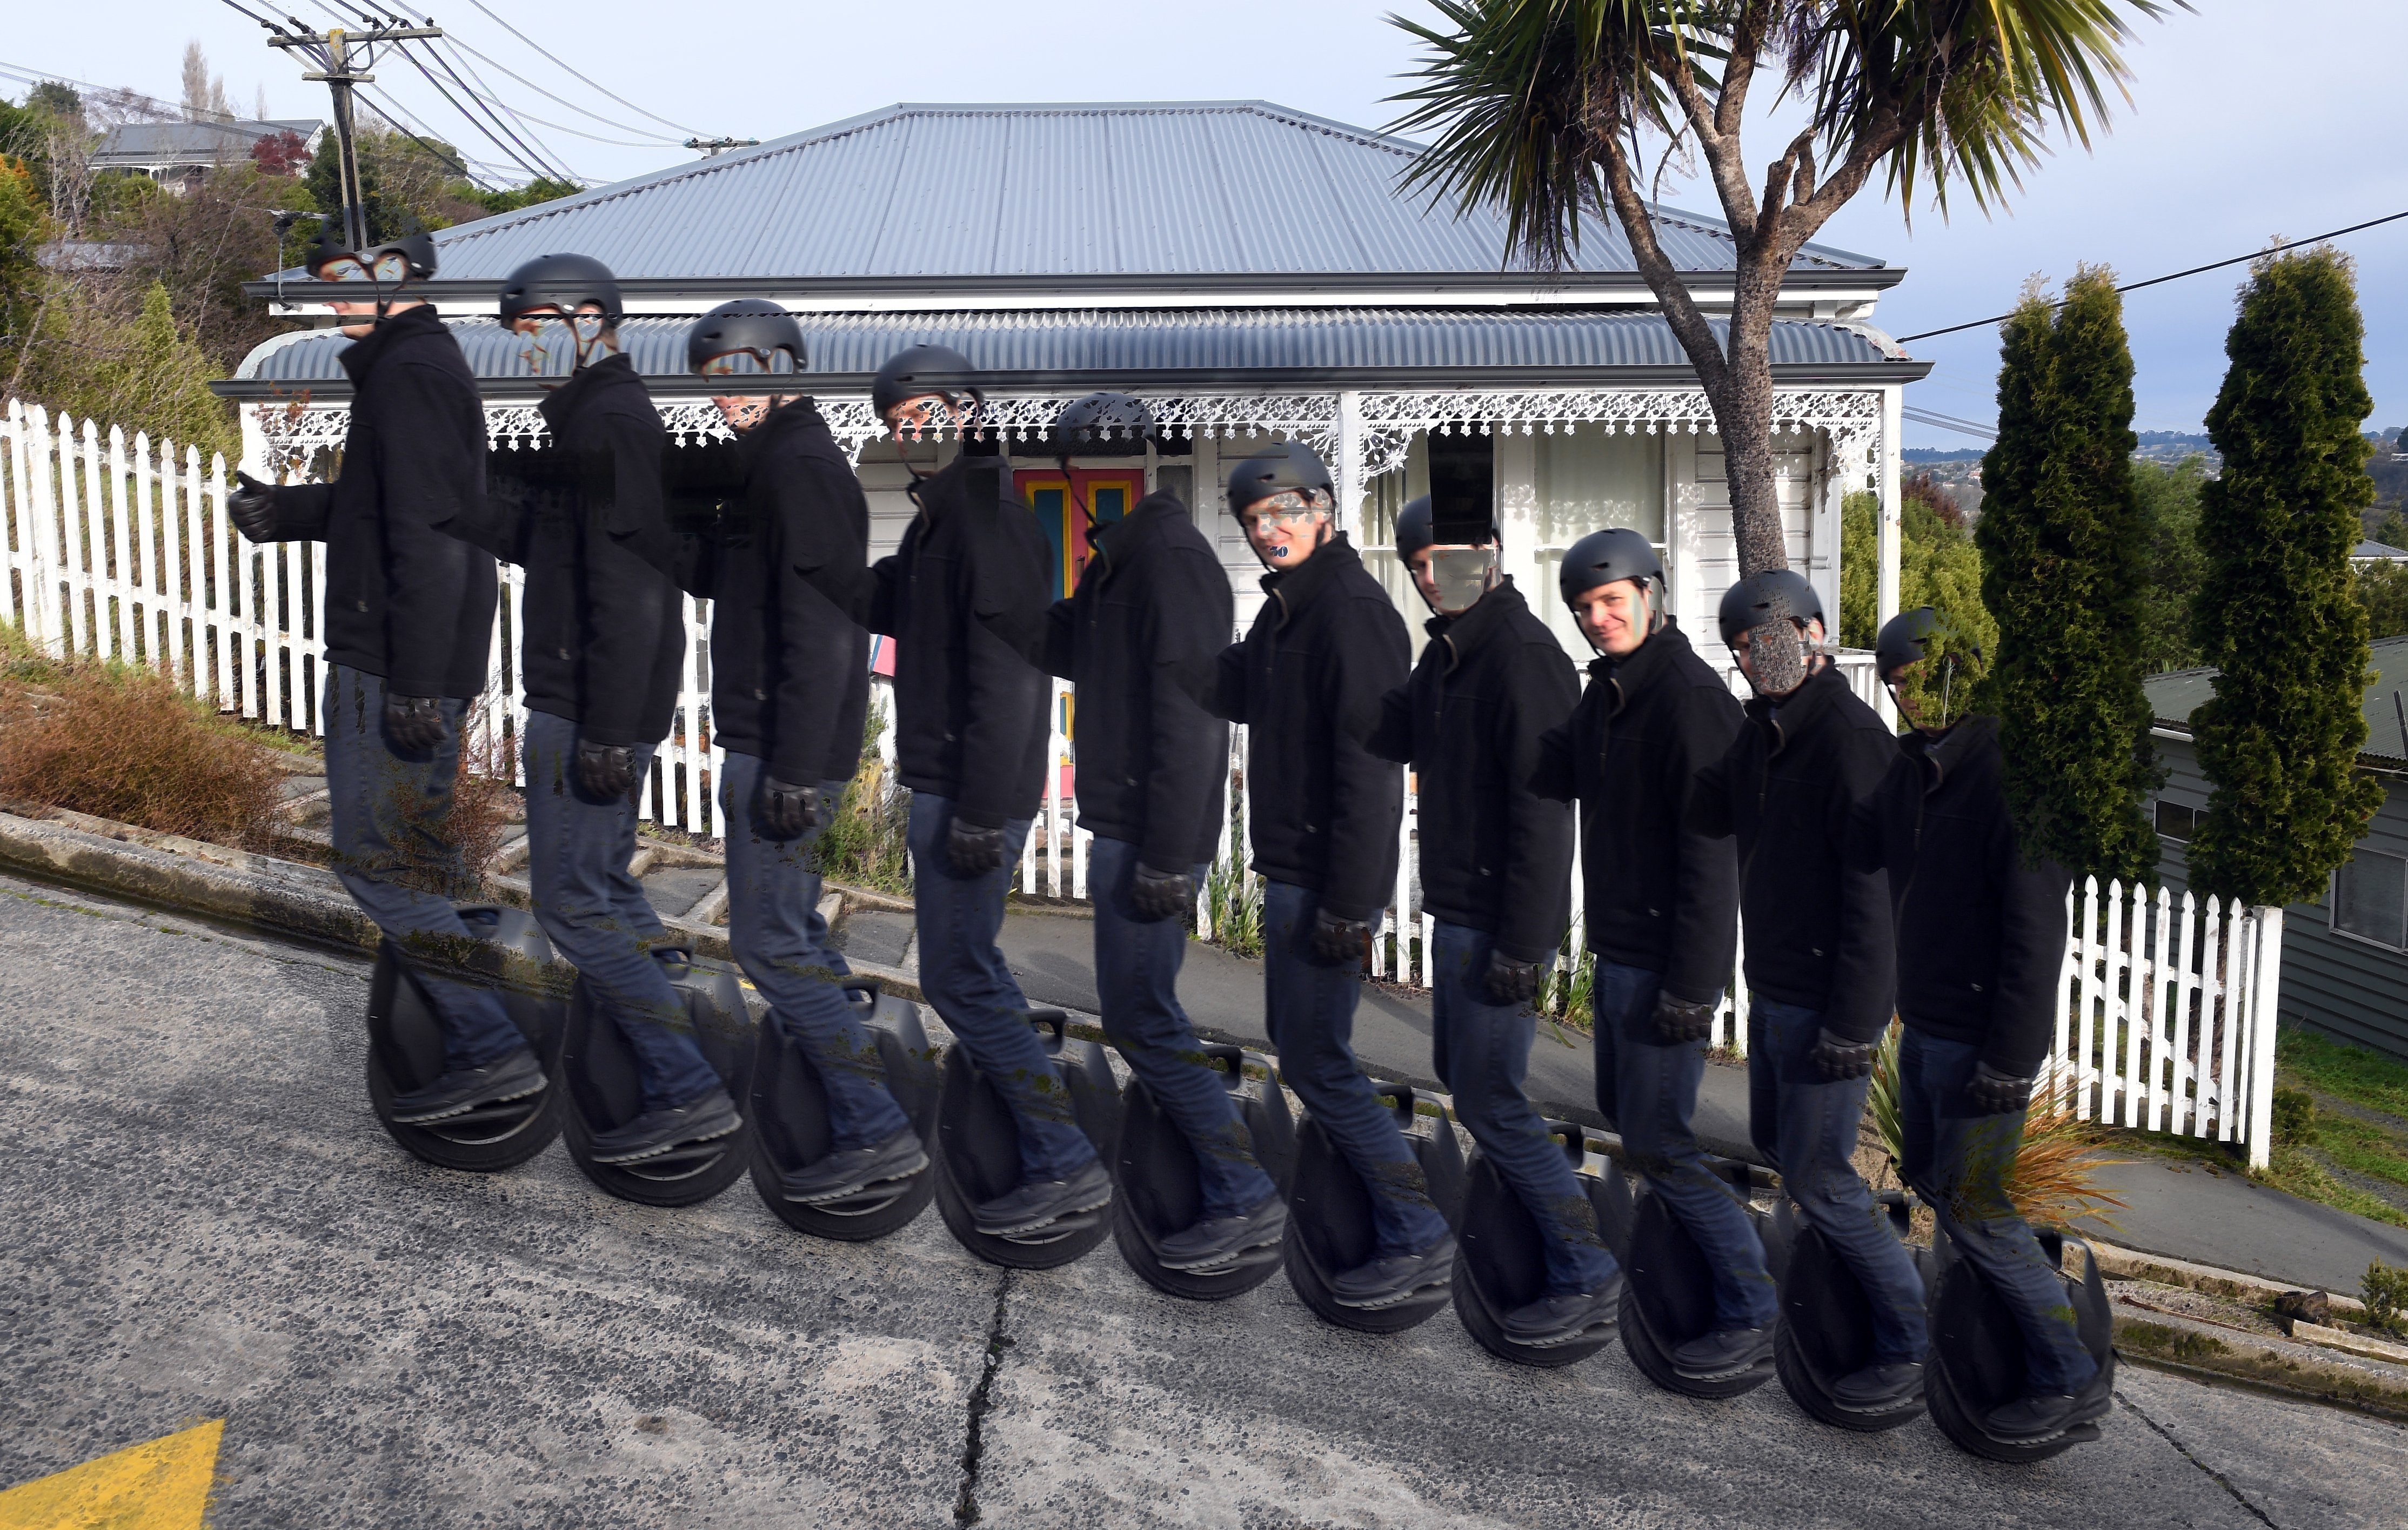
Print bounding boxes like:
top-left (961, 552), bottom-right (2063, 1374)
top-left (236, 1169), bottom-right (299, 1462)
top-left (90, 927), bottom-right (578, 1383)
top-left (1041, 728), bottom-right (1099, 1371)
top-left (3, 397), bottom-right (2286, 1164)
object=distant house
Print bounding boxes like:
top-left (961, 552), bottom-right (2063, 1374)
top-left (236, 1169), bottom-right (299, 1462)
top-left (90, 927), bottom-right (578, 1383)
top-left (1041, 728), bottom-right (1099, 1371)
top-left (91, 119), bottom-right (323, 192)
top-left (2352, 539), bottom-right (2408, 565)
top-left (2148, 635), bottom-right (2408, 1060)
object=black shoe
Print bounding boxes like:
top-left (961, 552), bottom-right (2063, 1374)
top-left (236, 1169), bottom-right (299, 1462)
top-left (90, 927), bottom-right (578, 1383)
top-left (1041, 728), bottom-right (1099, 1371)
top-left (782, 1126), bottom-right (928, 1204)
top-left (1502, 1274), bottom-right (1624, 1347)
top-left (1154, 1191), bottom-right (1289, 1271)
top-left (586, 1088), bottom-right (741, 1164)
top-left (1983, 1390), bottom-right (2084, 1441)
top-left (1831, 1360), bottom-right (1925, 1413)
top-left (388, 1045), bottom-right (547, 1124)
top-left (971, 1158), bottom-right (1113, 1237)
top-left (1327, 1232), bottom-right (1457, 1310)
top-left (1669, 1326), bottom-right (1774, 1380)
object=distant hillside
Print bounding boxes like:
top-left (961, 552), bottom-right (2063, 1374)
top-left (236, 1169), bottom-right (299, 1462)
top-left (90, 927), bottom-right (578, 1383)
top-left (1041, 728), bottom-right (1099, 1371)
top-left (1903, 447), bottom-right (1984, 464)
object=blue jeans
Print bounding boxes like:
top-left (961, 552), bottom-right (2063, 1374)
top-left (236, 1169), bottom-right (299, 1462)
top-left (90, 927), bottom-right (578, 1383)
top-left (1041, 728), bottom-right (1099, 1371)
top-left (1262, 880), bottom-right (1449, 1258)
top-left (1749, 998), bottom-right (1927, 1364)
top-left (720, 751), bottom-right (908, 1150)
top-left (323, 665), bottom-right (524, 1070)
top-left (1433, 922), bottom-right (1617, 1296)
top-left (1593, 959), bottom-right (1776, 1329)
top-left (522, 709), bottom-right (722, 1112)
top-left (907, 793), bottom-right (1096, 1181)
top-left (1899, 1028), bottom-right (2098, 1394)
top-left (1089, 836), bottom-right (1275, 1219)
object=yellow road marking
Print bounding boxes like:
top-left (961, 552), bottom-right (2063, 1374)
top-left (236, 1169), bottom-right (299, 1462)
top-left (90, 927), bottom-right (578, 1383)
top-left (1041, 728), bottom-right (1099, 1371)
top-left (0, 1421), bottom-right (222, 1530)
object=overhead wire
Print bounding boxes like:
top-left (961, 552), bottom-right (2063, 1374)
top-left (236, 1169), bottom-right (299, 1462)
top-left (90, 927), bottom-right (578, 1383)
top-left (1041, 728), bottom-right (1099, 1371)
top-left (461, 0), bottom-right (704, 138)
top-left (301, 0), bottom-right (575, 182)
top-left (214, 0), bottom-right (497, 186)
top-left (1897, 209), bottom-right (2408, 344)
top-left (371, 0), bottom-right (682, 146)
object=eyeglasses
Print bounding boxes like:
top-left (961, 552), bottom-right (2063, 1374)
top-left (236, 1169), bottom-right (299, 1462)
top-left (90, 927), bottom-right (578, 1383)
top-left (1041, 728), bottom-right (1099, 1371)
top-left (1240, 489), bottom-right (1333, 529)
top-left (698, 350), bottom-right (798, 379)
top-left (313, 251), bottom-right (414, 285)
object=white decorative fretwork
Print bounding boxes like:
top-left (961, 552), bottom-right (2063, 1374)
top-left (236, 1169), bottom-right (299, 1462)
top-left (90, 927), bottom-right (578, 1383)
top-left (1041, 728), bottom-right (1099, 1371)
top-left (249, 385), bottom-right (1884, 480)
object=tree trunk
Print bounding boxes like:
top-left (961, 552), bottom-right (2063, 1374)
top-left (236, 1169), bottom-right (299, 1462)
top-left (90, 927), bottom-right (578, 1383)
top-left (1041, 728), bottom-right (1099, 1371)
top-left (1709, 250), bottom-right (1789, 577)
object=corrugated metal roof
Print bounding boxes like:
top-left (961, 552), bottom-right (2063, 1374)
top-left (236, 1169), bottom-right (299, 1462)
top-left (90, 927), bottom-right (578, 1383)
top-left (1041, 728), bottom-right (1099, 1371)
top-left (2150, 634), bottom-right (2408, 766)
top-left (381, 102), bottom-right (1883, 283)
top-left (246, 308), bottom-right (1896, 383)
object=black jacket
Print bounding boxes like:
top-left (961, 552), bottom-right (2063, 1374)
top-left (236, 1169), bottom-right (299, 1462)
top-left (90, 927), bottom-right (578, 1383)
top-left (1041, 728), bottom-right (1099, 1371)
top-left (258, 304), bottom-right (494, 697)
top-left (1856, 716), bottom-right (2070, 1074)
top-left (661, 399), bottom-right (871, 784)
top-left (1534, 620), bottom-right (1743, 1003)
top-left (859, 455), bottom-right (1053, 827)
top-left (1208, 535), bottom-right (1408, 922)
top-left (1042, 492), bottom-right (1232, 869)
top-left (1690, 663), bottom-right (1896, 1043)
top-left (449, 354), bottom-right (684, 746)
top-left (1365, 580), bottom-right (1576, 963)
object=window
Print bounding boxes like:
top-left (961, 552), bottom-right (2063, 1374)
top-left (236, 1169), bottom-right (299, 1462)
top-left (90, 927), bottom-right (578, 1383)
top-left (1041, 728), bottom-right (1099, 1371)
top-left (2335, 847), bottom-right (2408, 950)
top-left (2156, 799), bottom-right (2199, 843)
top-left (1536, 426), bottom-right (1665, 546)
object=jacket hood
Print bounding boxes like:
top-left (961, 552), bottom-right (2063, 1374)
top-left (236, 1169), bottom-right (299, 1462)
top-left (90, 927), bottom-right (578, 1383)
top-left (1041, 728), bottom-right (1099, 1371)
top-left (1259, 532), bottom-right (1360, 619)
top-left (336, 301), bottom-right (448, 384)
top-left (537, 351), bottom-right (646, 430)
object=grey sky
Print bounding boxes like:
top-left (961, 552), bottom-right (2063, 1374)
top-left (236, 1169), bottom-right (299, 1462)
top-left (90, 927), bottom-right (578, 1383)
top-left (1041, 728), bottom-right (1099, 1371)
top-left (13, 2), bottom-right (2400, 448)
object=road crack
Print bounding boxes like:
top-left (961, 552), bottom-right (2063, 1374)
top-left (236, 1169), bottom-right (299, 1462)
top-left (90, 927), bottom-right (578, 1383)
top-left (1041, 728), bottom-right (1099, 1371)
top-left (953, 1269), bottom-right (1015, 1526)
top-left (2115, 1389), bottom-right (2278, 1527)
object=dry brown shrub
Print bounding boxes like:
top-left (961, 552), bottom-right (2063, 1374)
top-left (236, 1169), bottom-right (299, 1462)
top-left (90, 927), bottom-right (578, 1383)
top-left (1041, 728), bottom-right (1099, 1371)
top-left (445, 710), bottom-right (519, 883)
top-left (0, 659), bottom-right (285, 847)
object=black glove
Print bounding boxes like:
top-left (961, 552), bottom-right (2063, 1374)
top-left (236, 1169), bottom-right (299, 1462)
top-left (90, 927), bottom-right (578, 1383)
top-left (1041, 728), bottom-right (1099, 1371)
top-left (1309, 907), bottom-right (1369, 966)
top-left (946, 816), bottom-right (1007, 877)
top-left (1128, 862), bottom-right (1194, 924)
top-left (1482, 950), bottom-right (1540, 1006)
top-left (228, 470), bottom-right (279, 542)
top-left (382, 693), bottom-right (447, 753)
top-left (1651, 992), bottom-right (1718, 1045)
top-left (1968, 1062), bottom-right (2037, 1116)
top-left (1808, 1026), bottom-right (1875, 1082)
top-left (757, 775), bottom-right (820, 840)
top-left (575, 738), bottom-right (639, 801)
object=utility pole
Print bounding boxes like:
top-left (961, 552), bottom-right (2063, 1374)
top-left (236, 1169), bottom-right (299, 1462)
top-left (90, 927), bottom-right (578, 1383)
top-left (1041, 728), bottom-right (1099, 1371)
top-left (262, 21), bottom-right (440, 253)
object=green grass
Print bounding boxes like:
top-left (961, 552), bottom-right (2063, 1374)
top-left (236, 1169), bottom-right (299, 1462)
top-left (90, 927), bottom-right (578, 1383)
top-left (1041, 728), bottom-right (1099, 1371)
top-left (2280, 1029), bottom-right (2408, 1119)
top-left (2257, 1143), bottom-right (2408, 1230)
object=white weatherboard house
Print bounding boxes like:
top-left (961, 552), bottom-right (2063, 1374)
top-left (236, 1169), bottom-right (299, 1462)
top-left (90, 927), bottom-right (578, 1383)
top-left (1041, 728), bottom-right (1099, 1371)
top-left (224, 100), bottom-right (1928, 659)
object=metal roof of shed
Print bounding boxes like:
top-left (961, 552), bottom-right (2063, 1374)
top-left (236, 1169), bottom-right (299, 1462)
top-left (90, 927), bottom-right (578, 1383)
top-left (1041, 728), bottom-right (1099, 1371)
top-left (225, 308), bottom-right (1915, 398)
top-left (261, 101), bottom-right (1888, 288)
top-left (2150, 634), bottom-right (2408, 767)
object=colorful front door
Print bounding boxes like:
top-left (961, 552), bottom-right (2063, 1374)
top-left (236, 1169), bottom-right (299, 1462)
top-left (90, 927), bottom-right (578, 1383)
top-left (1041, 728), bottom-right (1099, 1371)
top-left (1016, 467), bottom-right (1143, 598)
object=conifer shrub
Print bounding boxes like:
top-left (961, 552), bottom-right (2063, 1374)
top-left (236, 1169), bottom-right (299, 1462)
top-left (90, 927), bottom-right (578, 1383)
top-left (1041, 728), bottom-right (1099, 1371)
top-left (2187, 248), bottom-right (2386, 909)
top-left (1973, 269), bottom-right (2162, 884)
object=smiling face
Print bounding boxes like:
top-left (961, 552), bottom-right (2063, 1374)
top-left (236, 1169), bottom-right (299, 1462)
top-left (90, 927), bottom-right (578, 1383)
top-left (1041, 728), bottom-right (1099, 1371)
top-left (1571, 579), bottom-right (1651, 656)
top-left (1239, 491), bottom-right (1332, 569)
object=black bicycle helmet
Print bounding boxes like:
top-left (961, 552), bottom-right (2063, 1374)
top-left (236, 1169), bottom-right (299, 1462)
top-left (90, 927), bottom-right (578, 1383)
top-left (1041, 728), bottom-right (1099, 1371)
top-left (304, 219), bottom-right (437, 284)
top-left (1716, 568), bottom-right (1824, 647)
top-left (1875, 605), bottom-right (1983, 678)
top-left (498, 253), bottom-right (623, 327)
top-left (686, 298), bottom-right (805, 374)
top-left (1226, 442), bottom-right (1336, 515)
top-left (1558, 528), bottom-right (1662, 605)
top-left (872, 343), bottom-right (981, 421)
top-left (1045, 391), bottom-right (1155, 460)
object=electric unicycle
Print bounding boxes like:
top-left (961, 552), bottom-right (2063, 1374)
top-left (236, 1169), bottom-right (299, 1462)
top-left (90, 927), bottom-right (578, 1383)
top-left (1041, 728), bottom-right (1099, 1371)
top-left (1452, 1121), bottom-right (1627, 1367)
top-left (1925, 1225), bottom-right (2117, 1461)
top-left (1768, 1189), bottom-right (1930, 1431)
top-left (1612, 1154), bottom-right (1779, 1398)
top-left (931, 1009), bottom-right (1125, 1270)
top-left (364, 903), bottom-right (568, 1172)
top-left (1282, 1082), bottom-right (1468, 1334)
top-left (561, 946), bottom-right (759, 1207)
top-left (747, 977), bottom-right (943, 1240)
top-left (1110, 1043), bottom-right (1297, 1300)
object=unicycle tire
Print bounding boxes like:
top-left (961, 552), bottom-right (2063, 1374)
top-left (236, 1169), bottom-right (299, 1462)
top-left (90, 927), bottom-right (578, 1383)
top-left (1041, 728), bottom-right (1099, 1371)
top-left (1925, 1226), bottom-right (2116, 1462)
top-left (1452, 1123), bottom-right (1620, 1367)
top-left (747, 978), bottom-right (942, 1242)
top-left (1282, 1083), bottom-right (1467, 1335)
top-left (1109, 1046), bottom-right (1293, 1301)
top-left (1769, 1196), bottom-right (1928, 1433)
top-left (562, 949), bottom-right (759, 1209)
top-left (932, 1010), bottom-right (1122, 1271)
top-left (363, 905), bottom-right (568, 1173)
top-left (1614, 1175), bottom-right (1776, 1399)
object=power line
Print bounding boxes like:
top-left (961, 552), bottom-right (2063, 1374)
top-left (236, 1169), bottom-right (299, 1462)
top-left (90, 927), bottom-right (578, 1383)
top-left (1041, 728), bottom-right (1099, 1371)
top-left (1896, 209), bottom-right (2408, 344)
top-left (1902, 406), bottom-right (1996, 441)
top-left (307, 0), bottom-right (573, 182)
top-left (374, 0), bottom-right (681, 145)
top-left (463, 0), bottom-right (703, 138)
